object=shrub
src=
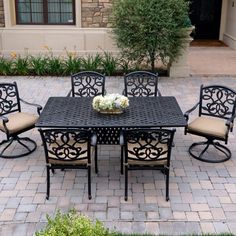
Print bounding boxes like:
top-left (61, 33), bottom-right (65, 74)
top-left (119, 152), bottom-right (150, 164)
top-left (81, 54), bottom-right (103, 72)
top-left (111, 0), bottom-right (190, 71)
top-left (12, 56), bottom-right (30, 75)
top-left (35, 209), bottom-right (116, 236)
top-left (0, 57), bottom-right (13, 75)
top-left (64, 53), bottom-right (82, 75)
top-left (101, 52), bottom-right (119, 76)
top-left (45, 56), bottom-right (65, 76)
top-left (30, 56), bottom-right (48, 76)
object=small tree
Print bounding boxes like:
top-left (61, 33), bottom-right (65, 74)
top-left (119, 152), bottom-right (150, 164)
top-left (111, 0), bottom-right (190, 71)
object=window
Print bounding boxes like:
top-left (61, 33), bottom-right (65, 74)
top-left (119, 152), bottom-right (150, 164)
top-left (15, 0), bottom-right (75, 25)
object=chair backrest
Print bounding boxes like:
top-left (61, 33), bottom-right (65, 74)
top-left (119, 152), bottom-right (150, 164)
top-left (123, 129), bottom-right (175, 166)
top-left (39, 129), bottom-right (92, 164)
top-left (71, 71), bottom-right (105, 97)
top-left (199, 85), bottom-right (236, 120)
top-left (124, 71), bottom-right (158, 97)
top-left (0, 82), bottom-right (21, 116)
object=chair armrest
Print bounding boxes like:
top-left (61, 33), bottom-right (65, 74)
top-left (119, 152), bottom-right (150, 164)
top-left (66, 89), bottom-right (72, 97)
top-left (120, 130), bottom-right (124, 146)
top-left (20, 98), bottom-right (42, 115)
top-left (157, 88), bottom-right (162, 97)
top-left (91, 132), bottom-right (97, 146)
top-left (184, 102), bottom-right (199, 121)
top-left (0, 115), bottom-right (10, 134)
top-left (226, 113), bottom-right (236, 132)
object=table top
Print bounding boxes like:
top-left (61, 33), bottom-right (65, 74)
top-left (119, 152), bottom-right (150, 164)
top-left (36, 96), bottom-right (186, 128)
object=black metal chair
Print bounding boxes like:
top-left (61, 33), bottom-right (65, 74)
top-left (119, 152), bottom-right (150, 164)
top-left (68, 71), bottom-right (106, 97)
top-left (184, 85), bottom-right (236, 163)
top-left (38, 128), bottom-right (98, 200)
top-left (0, 82), bottom-right (42, 158)
top-left (120, 128), bottom-right (176, 201)
top-left (124, 71), bottom-right (161, 97)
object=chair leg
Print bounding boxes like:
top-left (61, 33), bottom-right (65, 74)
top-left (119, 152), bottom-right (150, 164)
top-left (88, 166), bottom-right (92, 200)
top-left (94, 146), bottom-right (98, 174)
top-left (120, 146), bottom-right (124, 175)
top-left (124, 165), bottom-right (128, 201)
top-left (0, 136), bottom-right (37, 159)
top-left (46, 166), bottom-right (50, 200)
top-left (189, 139), bottom-right (231, 163)
top-left (165, 169), bottom-right (169, 201)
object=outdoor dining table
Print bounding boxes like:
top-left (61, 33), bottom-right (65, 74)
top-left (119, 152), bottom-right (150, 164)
top-left (36, 96), bottom-right (187, 144)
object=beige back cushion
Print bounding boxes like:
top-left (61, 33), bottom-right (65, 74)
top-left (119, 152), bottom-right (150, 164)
top-left (127, 142), bottom-right (168, 166)
top-left (47, 141), bottom-right (90, 165)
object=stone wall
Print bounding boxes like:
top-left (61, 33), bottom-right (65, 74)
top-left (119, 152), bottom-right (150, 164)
top-left (81, 0), bottom-right (112, 28)
top-left (0, 0), bottom-right (4, 27)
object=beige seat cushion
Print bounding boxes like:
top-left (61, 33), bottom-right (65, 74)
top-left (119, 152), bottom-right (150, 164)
top-left (127, 142), bottom-right (168, 166)
top-left (0, 112), bottom-right (38, 134)
top-left (187, 116), bottom-right (228, 139)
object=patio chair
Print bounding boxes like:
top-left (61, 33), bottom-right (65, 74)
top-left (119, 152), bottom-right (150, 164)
top-left (184, 84), bottom-right (236, 163)
top-left (38, 128), bottom-right (98, 200)
top-left (0, 82), bottom-right (42, 158)
top-left (67, 71), bottom-right (106, 97)
top-left (120, 128), bottom-right (176, 201)
top-left (124, 71), bottom-right (161, 97)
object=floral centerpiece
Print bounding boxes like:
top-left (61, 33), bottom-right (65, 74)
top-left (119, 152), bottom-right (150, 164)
top-left (92, 94), bottom-right (129, 114)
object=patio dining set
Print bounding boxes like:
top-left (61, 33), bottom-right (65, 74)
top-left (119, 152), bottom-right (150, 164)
top-left (0, 71), bottom-right (236, 203)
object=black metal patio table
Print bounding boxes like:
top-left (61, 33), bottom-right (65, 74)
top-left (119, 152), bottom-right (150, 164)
top-left (36, 97), bottom-right (186, 144)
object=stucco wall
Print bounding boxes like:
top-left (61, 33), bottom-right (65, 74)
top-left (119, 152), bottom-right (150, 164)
top-left (223, 0), bottom-right (236, 49)
top-left (0, 0), bottom-right (4, 27)
top-left (81, 0), bottom-right (112, 28)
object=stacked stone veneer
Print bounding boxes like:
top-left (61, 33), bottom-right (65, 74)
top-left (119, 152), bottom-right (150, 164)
top-left (81, 0), bottom-right (112, 28)
top-left (0, 0), bottom-right (4, 27)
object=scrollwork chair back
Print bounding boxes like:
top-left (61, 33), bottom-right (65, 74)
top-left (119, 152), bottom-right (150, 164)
top-left (39, 129), bottom-right (97, 200)
top-left (0, 82), bottom-right (41, 158)
top-left (71, 71), bottom-right (105, 97)
top-left (184, 84), bottom-right (236, 163)
top-left (124, 71), bottom-right (160, 97)
top-left (121, 128), bottom-right (175, 201)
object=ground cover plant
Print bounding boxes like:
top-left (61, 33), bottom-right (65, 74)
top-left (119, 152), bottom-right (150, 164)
top-left (0, 50), bottom-right (167, 76)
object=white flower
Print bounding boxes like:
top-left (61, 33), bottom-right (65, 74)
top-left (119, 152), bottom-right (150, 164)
top-left (92, 94), bottom-right (129, 111)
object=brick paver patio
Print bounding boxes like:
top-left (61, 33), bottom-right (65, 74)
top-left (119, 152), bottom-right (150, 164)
top-left (0, 75), bottom-right (236, 235)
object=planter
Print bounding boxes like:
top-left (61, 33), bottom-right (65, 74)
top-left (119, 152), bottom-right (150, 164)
top-left (98, 108), bottom-right (124, 115)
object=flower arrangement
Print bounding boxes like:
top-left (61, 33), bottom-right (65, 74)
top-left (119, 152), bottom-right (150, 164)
top-left (92, 94), bottom-right (129, 114)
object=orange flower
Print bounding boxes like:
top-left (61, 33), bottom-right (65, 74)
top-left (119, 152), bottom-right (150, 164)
top-left (42, 44), bottom-right (49, 50)
top-left (10, 51), bottom-right (17, 59)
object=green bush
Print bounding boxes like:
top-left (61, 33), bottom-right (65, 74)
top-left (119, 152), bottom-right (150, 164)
top-left (81, 54), bottom-right (103, 71)
top-left (0, 57), bottom-right (13, 75)
top-left (111, 0), bottom-right (190, 71)
top-left (0, 51), bottom-right (167, 76)
top-left (35, 209), bottom-right (116, 236)
top-left (101, 52), bottom-right (119, 76)
top-left (12, 56), bottom-right (30, 76)
top-left (64, 54), bottom-right (82, 75)
top-left (30, 56), bottom-right (48, 76)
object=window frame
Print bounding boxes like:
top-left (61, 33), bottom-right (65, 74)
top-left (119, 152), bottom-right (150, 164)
top-left (15, 0), bottom-right (76, 25)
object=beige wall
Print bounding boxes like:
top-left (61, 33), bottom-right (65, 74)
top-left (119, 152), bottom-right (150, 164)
top-left (223, 0), bottom-right (236, 49)
top-left (0, 0), bottom-right (118, 56)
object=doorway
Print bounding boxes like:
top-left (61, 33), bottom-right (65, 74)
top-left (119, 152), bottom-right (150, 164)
top-left (189, 0), bottom-right (222, 39)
